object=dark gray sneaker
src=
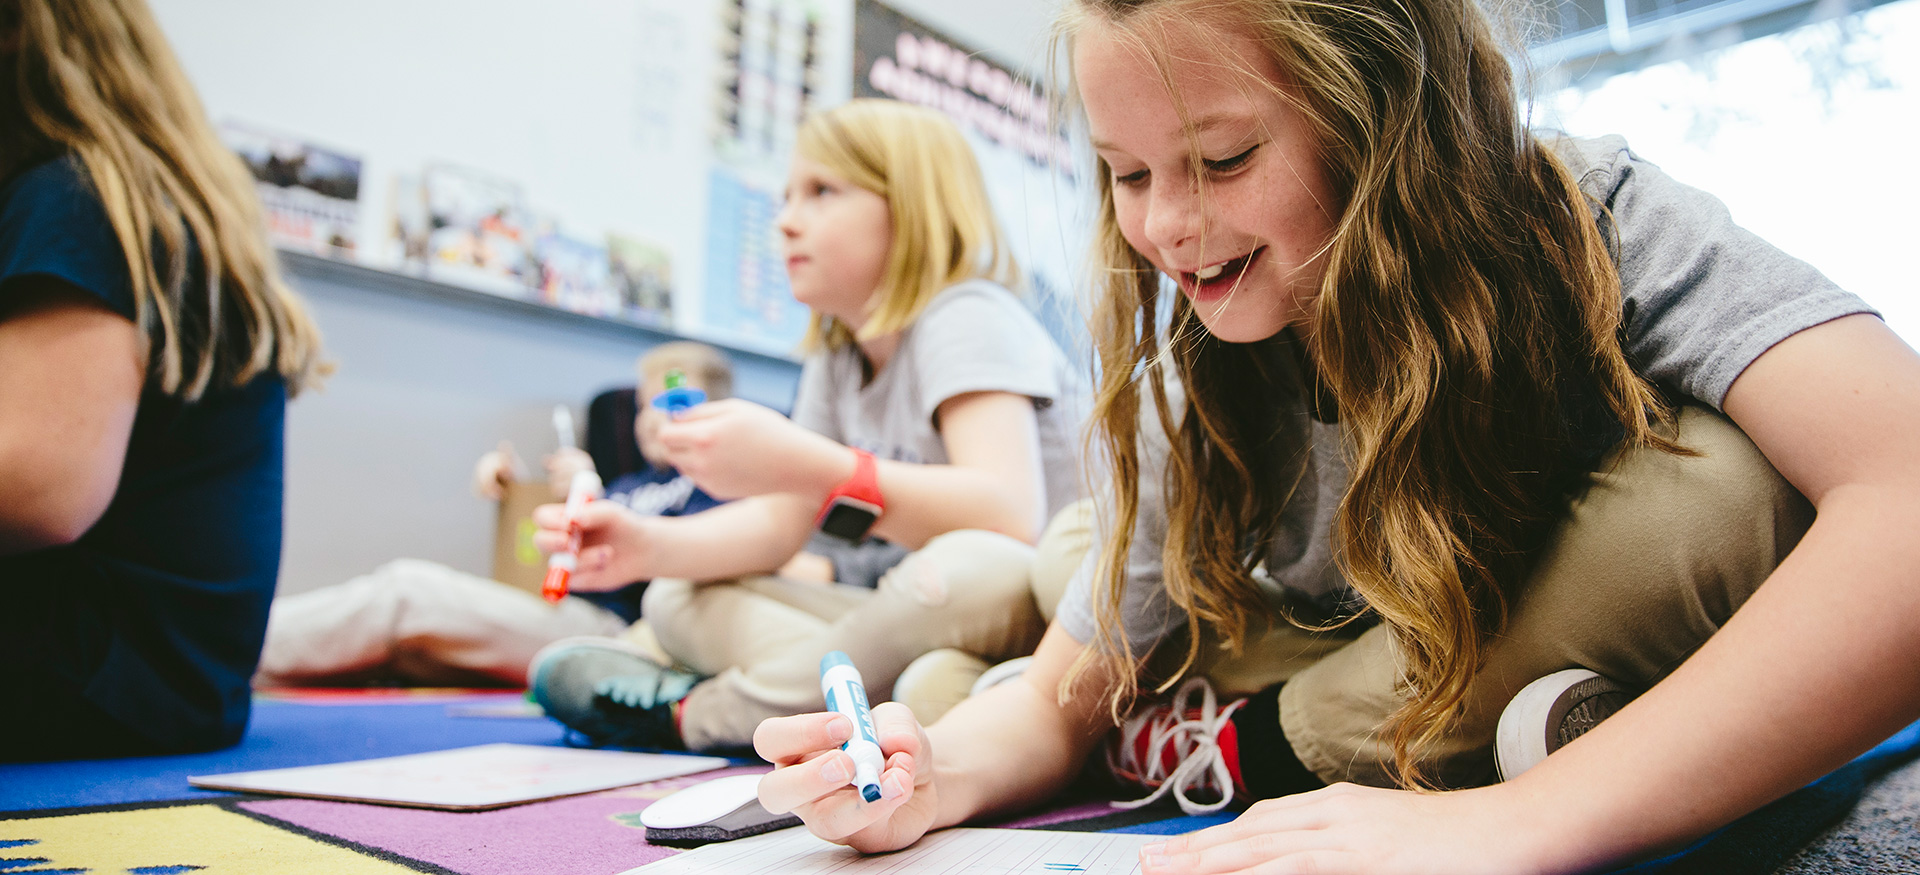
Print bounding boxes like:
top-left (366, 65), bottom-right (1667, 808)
top-left (1495, 668), bottom-right (1632, 781)
top-left (527, 637), bottom-right (701, 749)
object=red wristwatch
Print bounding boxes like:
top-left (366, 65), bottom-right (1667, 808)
top-left (816, 448), bottom-right (883, 542)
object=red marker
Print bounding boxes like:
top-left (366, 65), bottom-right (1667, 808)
top-left (542, 469), bottom-right (604, 603)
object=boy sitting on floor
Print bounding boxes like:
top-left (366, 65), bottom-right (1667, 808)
top-left (257, 342), bottom-right (900, 687)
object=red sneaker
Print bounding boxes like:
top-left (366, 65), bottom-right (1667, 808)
top-left (1106, 677), bottom-right (1248, 814)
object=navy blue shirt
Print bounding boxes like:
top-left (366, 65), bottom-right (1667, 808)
top-left (570, 464), bottom-right (721, 623)
top-left (0, 157), bottom-right (286, 754)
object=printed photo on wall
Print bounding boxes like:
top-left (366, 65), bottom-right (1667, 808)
top-left (530, 225), bottom-right (614, 317)
top-left (608, 232), bottom-right (675, 328)
top-left (418, 164), bottom-right (537, 297)
top-left (220, 122), bottom-right (363, 258)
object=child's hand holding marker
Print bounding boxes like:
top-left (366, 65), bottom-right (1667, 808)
top-left (658, 398), bottom-right (851, 502)
top-left (531, 498), bottom-right (658, 593)
top-left (753, 655), bottom-right (933, 854)
top-left (539, 469), bottom-right (603, 602)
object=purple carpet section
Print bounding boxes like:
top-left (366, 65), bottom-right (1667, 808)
top-left (990, 798), bottom-right (1119, 829)
top-left (241, 765), bottom-right (769, 875)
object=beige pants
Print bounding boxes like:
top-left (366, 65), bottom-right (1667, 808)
top-left (1281, 404), bottom-right (1813, 788)
top-left (1035, 405), bottom-right (1812, 791)
top-left (645, 530), bottom-right (1049, 750)
top-left (255, 559), bottom-right (631, 687)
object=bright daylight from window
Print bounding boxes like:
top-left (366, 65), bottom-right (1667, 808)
top-left (1529, 0), bottom-right (1919, 341)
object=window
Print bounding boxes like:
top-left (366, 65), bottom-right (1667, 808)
top-left (1529, 0), bottom-right (1920, 342)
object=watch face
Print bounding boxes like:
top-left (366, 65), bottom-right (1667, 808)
top-left (819, 500), bottom-right (879, 542)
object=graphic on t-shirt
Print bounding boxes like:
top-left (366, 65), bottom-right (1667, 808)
top-left (613, 475), bottom-right (700, 517)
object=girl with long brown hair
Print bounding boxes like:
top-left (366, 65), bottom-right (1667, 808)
top-left (754, 0), bottom-right (1920, 871)
top-left (0, 0), bottom-right (325, 759)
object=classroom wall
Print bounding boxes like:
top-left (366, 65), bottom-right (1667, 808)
top-left (144, 0), bottom-right (1060, 596)
top-left (277, 257), bottom-right (802, 596)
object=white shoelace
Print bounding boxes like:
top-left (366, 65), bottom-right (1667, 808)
top-left (1107, 676), bottom-right (1246, 815)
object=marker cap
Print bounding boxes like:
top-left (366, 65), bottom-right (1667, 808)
top-left (541, 566), bottom-right (571, 603)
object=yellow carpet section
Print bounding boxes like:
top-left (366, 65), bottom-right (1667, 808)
top-left (0, 803), bottom-right (419, 874)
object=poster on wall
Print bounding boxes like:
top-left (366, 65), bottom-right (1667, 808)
top-left (221, 122), bottom-right (363, 259)
top-left (852, 0), bottom-right (1090, 358)
top-left (697, 0), bottom-right (831, 356)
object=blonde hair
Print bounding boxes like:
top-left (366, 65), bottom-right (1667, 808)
top-left (3, 0), bottom-right (326, 399)
top-left (639, 341), bottom-right (733, 401)
top-left (1058, 0), bottom-right (1679, 788)
top-left (794, 99), bottom-right (1019, 352)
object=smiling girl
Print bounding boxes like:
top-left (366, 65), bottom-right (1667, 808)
top-left (752, 1), bottom-right (1920, 872)
top-left (527, 99), bottom-right (1087, 754)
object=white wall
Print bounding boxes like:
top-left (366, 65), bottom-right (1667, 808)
top-left (278, 258), bottom-right (801, 595)
top-left (145, 0), bottom-right (1067, 594)
top-left (146, 0), bottom-right (824, 593)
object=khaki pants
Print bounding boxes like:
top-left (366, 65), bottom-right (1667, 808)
top-left (1038, 405), bottom-right (1813, 791)
top-left (255, 559), bottom-right (631, 687)
top-left (646, 530), bottom-right (1048, 750)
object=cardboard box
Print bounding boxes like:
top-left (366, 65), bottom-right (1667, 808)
top-left (491, 480), bottom-right (557, 595)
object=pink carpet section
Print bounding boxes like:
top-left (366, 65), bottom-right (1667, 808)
top-left (240, 764), bottom-right (770, 875)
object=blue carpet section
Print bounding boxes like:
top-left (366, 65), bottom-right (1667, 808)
top-left (0, 695), bottom-right (567, 813)
top-left (1109, 813), bottom-right (1236, 836)
top-left (1617, 718), bottom-right (1920, 874)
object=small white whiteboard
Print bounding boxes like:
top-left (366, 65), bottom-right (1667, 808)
top-left (190, 743), bottom-right (728, 810)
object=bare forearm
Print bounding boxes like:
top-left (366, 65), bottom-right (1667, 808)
top-left (928, 672), bottom-right (1105, 828)
top-left (870, 459), bottom-right (1045, 548)
top-left (1519, 490), bottom-right (1920, 870)
top-left (639, 494), bottom-right (817, 580)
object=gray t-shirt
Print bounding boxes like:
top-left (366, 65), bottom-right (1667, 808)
top-left (790, 279), bottom-right (1089, 523)
top-left (1057, 134), bottom-right (1877, 652)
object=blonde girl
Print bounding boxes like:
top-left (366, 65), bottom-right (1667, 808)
top-left (529, 99), bottom-right (1087, 753)
top-left (0, 0), bottom-right (325, 759)
top-left (755, 0), bottom-right (1920, 872)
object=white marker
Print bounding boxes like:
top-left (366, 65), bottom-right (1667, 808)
top-left (552, 404), bottom-right (576, 450)
top-left (819, 650), bottom-right (884, 803)
top-left (541, 469), bottom-right (602, 603)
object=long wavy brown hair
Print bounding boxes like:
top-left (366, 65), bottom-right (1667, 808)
top-left (1059, 0), bottom-right (1679, 788)
top-left (1, 0), bottom-right (325, 399)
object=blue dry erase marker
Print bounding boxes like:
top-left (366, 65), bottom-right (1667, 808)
top-left (819, 650), bottom-right (884, 803)
top-left (650, 368), bottom-right (707, 418)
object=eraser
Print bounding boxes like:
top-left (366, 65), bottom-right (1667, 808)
top-left (644, 798), bottom-right (802, 847)
top-left (640, 774), bottom-right (801, 847)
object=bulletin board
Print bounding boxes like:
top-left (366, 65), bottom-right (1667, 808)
top-left (852, 0), bottom-right (1092, 356)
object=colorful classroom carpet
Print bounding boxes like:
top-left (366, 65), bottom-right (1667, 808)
top-left (2, 691), bottom-right (1915, 874)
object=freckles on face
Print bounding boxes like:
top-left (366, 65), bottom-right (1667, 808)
top-left (777, 156), bottom-right (893, 326)
top-left (1075, 16), bottom-right (1342, 343)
